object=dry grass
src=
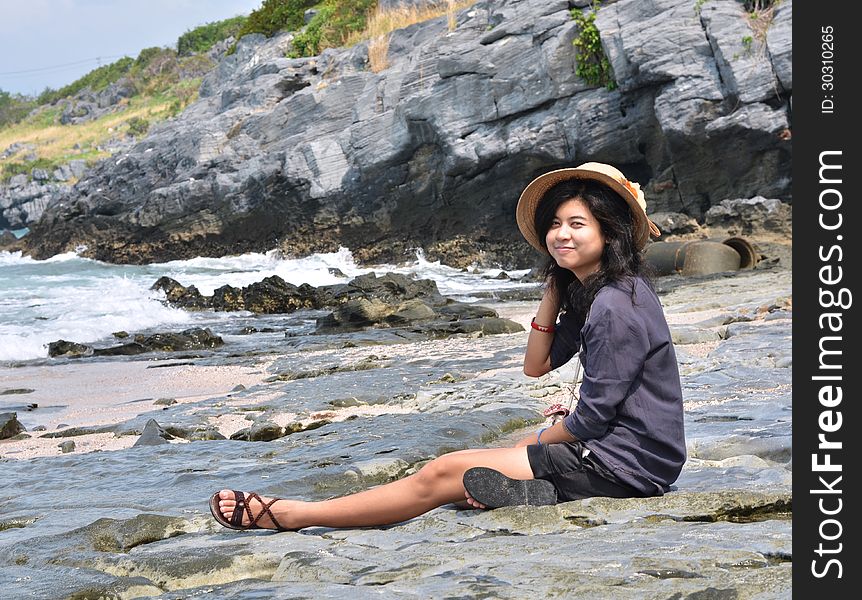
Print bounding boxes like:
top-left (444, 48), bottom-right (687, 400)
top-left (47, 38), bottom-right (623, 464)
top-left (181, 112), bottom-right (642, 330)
top-left (747, 4), bottom-right (775, 45)
top-left (0, 91), bottom-right (196, 171)
top-left (348, 0), bottom-right (478, 73)
top-left (368, 35), bottom-right (391, 73)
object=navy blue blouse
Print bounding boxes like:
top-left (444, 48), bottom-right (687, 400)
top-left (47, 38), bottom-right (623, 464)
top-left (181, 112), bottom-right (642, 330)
top-left (552, 276), bottom-right (686, 495)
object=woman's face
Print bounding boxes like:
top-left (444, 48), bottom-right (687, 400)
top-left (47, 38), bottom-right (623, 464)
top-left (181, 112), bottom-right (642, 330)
top-left (545, 198), bottom-right (605, 281)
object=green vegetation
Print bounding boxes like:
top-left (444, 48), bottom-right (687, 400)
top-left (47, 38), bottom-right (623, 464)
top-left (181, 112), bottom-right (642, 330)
top-left (177, 15), bottom-right (248, 55)
top-left (1, 157), bottom-right (56, 181)
top-left (234, 0), bottom-right (318, 41)
top-left (37, 57), bottom-right (134, 105)
top-left (0, 92), bottom-right (196, 183)
top-left (228, 0), bottom-right (377, 59)
top-left (289, 2), bottom-right (337, 57)
top-left (694, 0), bottom-right (710, 16)
top-left (126, 116), bottom-right (150, 137)
top-left (740, 0), bottom-right (778, 57)
top-left (0, 90), bottom-right (37, 129)
top-left (289, 0), bottom-right (376, 58)
top-left (0, 7), bottom-right (246, 185)
top-left (571, 1), bottom-right (616, 90)
top-left (32, 46), bottom-right (203, 107)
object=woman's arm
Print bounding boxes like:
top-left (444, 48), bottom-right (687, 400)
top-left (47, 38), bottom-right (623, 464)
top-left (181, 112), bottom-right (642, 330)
top-left (523, 287), bottom-right (560, 377)
top-left (513, 419), bottom-right (577, 447)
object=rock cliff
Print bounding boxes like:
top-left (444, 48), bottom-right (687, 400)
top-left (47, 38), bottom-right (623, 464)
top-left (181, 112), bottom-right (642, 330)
top-left (18, 0), bottom-right (792, 267)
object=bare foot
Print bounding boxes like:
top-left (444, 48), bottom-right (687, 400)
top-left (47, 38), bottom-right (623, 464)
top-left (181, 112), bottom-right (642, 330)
top-left (214, 490), bottom-right (296, 530)
top-left (465, 490), bottom-right (487, 510)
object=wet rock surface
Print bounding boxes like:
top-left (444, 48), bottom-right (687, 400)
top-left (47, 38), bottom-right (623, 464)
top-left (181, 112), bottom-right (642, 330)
top-left (47, 327), bottom-right (225, 358)
top-left (0, 261), bottom-right (792, 597)
top-left (46, 273), bottom-right (525, 361)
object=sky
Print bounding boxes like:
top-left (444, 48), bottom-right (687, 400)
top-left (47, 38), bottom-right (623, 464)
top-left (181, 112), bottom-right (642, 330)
top-left (0, 0), bottom-right (264, 96)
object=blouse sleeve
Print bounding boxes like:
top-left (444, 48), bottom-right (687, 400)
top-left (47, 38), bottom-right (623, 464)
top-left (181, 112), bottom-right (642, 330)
top-left (549, 310), bottom-right (585, 370)
top-left (562, 299), bottom-right (650, 440)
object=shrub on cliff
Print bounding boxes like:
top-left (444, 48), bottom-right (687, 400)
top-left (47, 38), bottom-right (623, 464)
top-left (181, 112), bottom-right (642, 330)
top-left (38, 57), bottom-right (135, 105)
top-left (126, 116), bottom-right (150, 137)
top-left (1, 157), bottom-right (55, 182)
top-left (177, 15), bottom-right (248, 55)
top-left (571, 1), bottom-right (616, 90)
top-left (227, 0), bottom-right (377, 58)
top-left (126, 47), bottom-right (184, 95)
top-left (289, 0), bottom-right (376, 58)
top-left (234, 0), bottom-right (319, 40)
top-left (0, 89), bottom-right (36, 129)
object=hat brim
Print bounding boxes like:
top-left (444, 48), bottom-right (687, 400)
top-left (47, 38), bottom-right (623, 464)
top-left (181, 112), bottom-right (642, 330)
top-left (516, 167), bottom-right (660, 253)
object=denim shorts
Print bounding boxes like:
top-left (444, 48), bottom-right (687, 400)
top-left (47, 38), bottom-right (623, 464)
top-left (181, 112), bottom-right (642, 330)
top-left (526, 440), bottom-right (640, 502)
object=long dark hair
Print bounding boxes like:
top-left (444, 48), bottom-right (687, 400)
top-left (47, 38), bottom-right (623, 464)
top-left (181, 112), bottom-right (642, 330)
top-left (534, 179), bottom-right (649, 319)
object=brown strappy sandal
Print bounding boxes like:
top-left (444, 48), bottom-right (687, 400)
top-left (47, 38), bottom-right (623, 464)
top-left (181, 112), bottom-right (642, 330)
top-left (209, 491), bottom-right (293, 531)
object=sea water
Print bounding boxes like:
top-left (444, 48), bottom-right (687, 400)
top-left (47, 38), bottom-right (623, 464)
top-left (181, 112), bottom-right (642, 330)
top-left (0, 247), bottom-right (532, 362)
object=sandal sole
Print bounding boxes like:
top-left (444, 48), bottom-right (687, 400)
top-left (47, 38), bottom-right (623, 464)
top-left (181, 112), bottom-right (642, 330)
top-left (463, 466), bottom-right (557, 508)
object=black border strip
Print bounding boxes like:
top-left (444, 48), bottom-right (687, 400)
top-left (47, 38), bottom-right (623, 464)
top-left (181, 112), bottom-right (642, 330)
top-left (793, 1), bottom-right (858, 596)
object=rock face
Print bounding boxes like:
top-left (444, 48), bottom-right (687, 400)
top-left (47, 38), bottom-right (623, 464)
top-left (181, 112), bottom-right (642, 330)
top-left (20, 0), bottom-right (792, 267)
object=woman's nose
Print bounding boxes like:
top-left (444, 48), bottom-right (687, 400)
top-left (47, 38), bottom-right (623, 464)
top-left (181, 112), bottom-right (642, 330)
top-left (555, 225), bottom-right (571, 240)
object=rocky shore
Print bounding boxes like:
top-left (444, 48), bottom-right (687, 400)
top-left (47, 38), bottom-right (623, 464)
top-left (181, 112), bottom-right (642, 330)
top-left (8, 0), bottom-right (792, 268)
top-left (0, 237), bottom-right (791, 598)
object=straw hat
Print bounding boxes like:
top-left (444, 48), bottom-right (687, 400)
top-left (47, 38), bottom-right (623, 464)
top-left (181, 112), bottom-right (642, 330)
top-left (515, 162), bottom-right (661, 252)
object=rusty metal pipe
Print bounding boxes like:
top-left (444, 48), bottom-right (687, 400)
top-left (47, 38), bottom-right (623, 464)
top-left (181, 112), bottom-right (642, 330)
top-left (680, 241), bottom-right (740, 275)
top-left (644, 236), bottom-right (757, 276)
top-left (643, 241), bottom-right (691, 276)
top-left (713, 237), bottom-right (759, 269)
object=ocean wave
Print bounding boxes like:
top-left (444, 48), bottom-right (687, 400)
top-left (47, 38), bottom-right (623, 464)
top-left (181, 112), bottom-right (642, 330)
top-left (0, 246), bottom-right (533, 361)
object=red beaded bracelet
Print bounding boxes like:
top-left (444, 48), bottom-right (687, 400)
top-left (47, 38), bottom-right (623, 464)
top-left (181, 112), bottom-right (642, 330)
top-left (531, 317), bottom-right (555, 333)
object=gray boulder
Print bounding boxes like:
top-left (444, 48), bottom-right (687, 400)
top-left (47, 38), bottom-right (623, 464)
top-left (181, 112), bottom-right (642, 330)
top-left (0, 412), bottom-right (25, 439)
top-left (133, 419), bottom-right (175, 447)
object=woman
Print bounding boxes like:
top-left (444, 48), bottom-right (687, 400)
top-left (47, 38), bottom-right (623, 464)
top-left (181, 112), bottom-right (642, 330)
top-left (209, 162), bottom-right (685, 531)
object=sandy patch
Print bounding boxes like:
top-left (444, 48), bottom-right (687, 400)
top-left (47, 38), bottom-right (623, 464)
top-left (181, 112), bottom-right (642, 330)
top-left (492, 301), bottom-right (536, 330)
top-left (0, 358), bottom-right (274, 459)
top-left (207, 413), bottom-right (260, 439)
top-left (664, 308), bottom-right (726, 325)
top-left (0, 432), bottom-right (137, 459)
top-left (679, 341), bottom-right (721, 359)
top-left (1, 359), bottom-right (273, 431)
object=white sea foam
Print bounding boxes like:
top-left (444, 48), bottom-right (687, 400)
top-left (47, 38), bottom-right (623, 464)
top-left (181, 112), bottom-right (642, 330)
top-left (155, 247), bottom-right (374, 294)
top-left (0, 247), bottom-right (533, 362)
top-left (0, 274), bottom-right (193, 361)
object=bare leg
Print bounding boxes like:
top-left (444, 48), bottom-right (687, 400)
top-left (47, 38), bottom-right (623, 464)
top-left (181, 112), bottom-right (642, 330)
top-left (214, 445), bottom-right (534, 530)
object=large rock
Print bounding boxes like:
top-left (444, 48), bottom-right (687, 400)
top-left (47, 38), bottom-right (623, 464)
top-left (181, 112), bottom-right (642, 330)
top-left (18, 0), bottom-right (791, 268)
top-left (132, 419), bottom-right (175, 447)
top-left (0, 412), bottom-right (25, 439)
